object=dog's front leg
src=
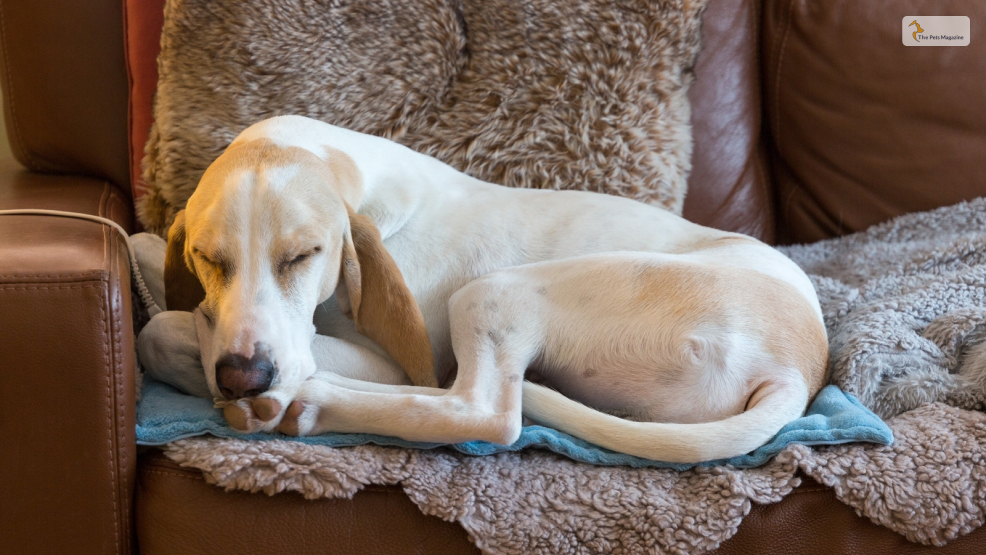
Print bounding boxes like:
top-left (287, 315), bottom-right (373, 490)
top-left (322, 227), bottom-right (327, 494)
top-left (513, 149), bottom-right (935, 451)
top-left (220, 335), bottom-right (422, 433)
top-left (231, 275), bottom-right (542, 445)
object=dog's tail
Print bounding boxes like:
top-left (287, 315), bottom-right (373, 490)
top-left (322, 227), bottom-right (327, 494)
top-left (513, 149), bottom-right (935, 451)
top-left (521, 374), bottom-right (809, 464)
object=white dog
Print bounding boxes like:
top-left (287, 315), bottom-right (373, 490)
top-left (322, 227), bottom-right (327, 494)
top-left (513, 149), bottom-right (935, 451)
top-left (138, 115), bottom-right (828, 463)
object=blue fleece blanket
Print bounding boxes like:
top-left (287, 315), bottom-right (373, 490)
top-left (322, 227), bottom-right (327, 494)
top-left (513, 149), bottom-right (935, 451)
top-left (136, 381), bottom-right (892, 470)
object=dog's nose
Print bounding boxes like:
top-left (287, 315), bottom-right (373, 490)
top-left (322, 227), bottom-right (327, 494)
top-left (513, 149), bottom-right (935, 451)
top-left (214, 346), bottom-right (275, 399)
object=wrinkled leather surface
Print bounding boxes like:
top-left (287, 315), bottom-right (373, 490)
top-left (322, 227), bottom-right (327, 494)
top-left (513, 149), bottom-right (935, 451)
top-left (684, 0), bottom-right (774, 242)
top-left (0, 160), bottom-right (136, 554)
top-left (763, 0), bottom-right (986, 244)
top-left (0, 0), bottom-right (130, 188)
top-left (137, 451), bottom-right (481, 555)
top-left (711, 477), bottom-right (986, 554)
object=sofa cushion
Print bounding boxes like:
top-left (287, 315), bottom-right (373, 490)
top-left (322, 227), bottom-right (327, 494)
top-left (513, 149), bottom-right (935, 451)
top-left (137, 450), bottom-right (480, 555)
top-left (763, 0), bottom-right (986, 244)
top-left (137, 0), bottom-right (714, 235)
top-left (0, 0), bottom-right (131, 188)
top-left (684, 0), bottom-right (775, 242)
top-left (139, 448), bottom-right (986, 555)
top-left (125, 0), bottom-right (776, 240)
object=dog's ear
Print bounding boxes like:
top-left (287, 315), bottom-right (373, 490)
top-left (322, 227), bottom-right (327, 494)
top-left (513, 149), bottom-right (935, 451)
top-left (164, 209), bottom-right (206, 312)
top-left (341, 205), bottom-right (437, 387)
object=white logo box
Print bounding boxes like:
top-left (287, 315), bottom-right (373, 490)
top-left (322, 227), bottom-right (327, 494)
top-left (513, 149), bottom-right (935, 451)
top-left (903, 16), bottom-right (971, 46)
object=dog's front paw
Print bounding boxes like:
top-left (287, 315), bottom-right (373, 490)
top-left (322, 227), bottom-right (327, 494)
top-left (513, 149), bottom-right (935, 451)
top-left (275, 400), bottom-right (320, 436)
top-left (218, 391), bottom-right (294, 433)
top-left (219, 378), bottom-right (338, 436)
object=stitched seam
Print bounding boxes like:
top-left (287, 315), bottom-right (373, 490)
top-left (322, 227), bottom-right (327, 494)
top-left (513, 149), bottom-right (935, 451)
top-left (773, 0), bottom-right (798, 160)
top-left (2, 279), bottom-right (124, 545)
top-left (0, 284), bottom-right (105, 291)
top-left (110, 239), bottom-right (130, 554)
top-left (98, 277), bottom-right (121, 553)
top-left (0, 280), bottom-right (121, 544)
top-left (0, 200), bottom-right (128, 281)
top-left (0, 191), bottom-right (129, 282)
top-left (0, 272), bottom-right (107, 279)
top-left (0, 0), bottom-right (42, 168)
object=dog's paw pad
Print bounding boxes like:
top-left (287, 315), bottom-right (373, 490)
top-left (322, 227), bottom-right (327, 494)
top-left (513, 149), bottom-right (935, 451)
top-left (223, 402), bottom-right (254, 432)
top-left (252, 398), bottom-right (283, 422)
top-left (276, 401), bottom-right (311, 436)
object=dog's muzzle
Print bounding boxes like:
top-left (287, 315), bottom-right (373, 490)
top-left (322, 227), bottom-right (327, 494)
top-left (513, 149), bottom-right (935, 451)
top-left (215, 343), bottom-right (275, 399)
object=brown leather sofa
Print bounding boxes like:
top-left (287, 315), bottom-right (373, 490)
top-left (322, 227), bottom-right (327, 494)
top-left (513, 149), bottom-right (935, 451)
top-left (1, 0), bottom-right (984, 553)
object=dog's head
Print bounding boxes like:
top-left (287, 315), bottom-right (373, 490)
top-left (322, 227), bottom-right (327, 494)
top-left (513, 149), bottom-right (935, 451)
top-left (165, 139), bottom-right (435, 400)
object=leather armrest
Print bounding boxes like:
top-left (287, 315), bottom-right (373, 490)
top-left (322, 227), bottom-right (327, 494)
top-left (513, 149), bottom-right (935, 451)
top-left (0, 159), bottom-right (136, 554)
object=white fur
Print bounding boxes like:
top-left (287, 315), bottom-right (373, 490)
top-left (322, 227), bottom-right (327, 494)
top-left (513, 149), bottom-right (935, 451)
top-left (144, 115), bottom-right (827, 463)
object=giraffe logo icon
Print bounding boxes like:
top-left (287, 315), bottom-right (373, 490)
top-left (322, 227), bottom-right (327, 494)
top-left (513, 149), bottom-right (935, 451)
top-left (902, 16), bottom-right (970, 46)
top-left (908, 20), bottom-right (925, 42)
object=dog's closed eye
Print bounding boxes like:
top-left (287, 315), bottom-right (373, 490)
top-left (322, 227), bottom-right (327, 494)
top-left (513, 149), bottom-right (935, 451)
top-left (278, 246), bottom-right (322, 275)
top-left (193, 248), bottom-right (234, 279)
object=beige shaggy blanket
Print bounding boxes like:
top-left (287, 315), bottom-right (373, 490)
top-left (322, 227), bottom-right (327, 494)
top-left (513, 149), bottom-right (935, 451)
top-left (139, 0), bottom-right (706, 235)
top-left (162, 201), bottom-right (986, 554)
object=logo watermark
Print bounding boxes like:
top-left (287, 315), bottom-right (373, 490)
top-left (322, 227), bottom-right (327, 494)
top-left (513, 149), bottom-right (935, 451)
top-left (902, 16), bottom-right (970, 46)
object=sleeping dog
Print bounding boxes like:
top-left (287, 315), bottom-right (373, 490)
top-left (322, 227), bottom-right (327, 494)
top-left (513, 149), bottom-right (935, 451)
top-left (138, 115), bottom-right (828, 463)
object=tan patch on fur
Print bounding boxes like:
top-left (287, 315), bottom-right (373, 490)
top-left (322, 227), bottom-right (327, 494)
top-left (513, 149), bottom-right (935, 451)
top-left (342, 205), bottom-right (438, 388)
top-left (164, 210), bottom-right (206, 311)
top-left (634, 264), bottom-right (829, 399)
top-left (223, 404), bottom-right (250, 431)
top-left (633, 264), bottom-right (724, 324)
top-left (215, 139), bottom-right (335, 186)
top-left (322, 147), bottom-right (363, 208)
top-left (252, 398), bottom-right (282, 422)
top-left (652, 233), bottom-right (828, 396)
top-left (276, 401), bottom-right (306, 436)
top-left (199, 140), bottom-right (362, 222)
top-left (740, 276), bottom-right (830, 397)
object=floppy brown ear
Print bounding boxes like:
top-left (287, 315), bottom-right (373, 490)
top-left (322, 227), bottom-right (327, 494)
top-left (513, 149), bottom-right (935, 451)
top-left (341, 205), bottom-right (437, 387)
top-left (164, 210), bottom-right (206, 312)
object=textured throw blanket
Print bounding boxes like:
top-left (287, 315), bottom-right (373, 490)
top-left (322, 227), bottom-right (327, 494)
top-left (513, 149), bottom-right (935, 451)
top-left (781, 199), bottom-right (986, 419)
top-left (162, 199), bottom-right (986, 553)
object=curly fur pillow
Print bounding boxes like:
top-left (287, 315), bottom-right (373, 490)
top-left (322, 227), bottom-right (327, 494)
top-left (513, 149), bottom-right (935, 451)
top-left (139, 0), bottom-right (708, 235)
